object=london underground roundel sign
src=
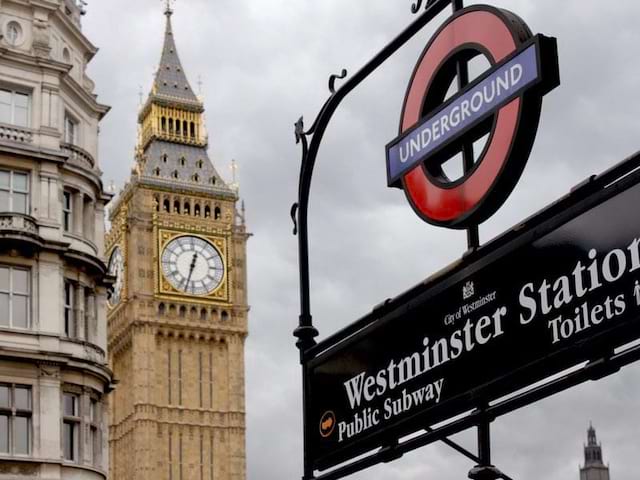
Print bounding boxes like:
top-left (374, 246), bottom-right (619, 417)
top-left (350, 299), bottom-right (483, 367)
top-left (386, 5), bottom-right (560, 229)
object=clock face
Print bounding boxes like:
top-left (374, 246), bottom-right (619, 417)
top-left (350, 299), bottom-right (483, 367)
top-left (107, 247), bottom-right (124, 307)
top-left (161, 236), bottom-right (224, 295)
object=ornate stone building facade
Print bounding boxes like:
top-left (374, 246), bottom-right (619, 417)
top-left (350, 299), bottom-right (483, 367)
top-left (106, 6), bottom-right (249, 480)
top-left (0, 0), bottom-right (113, 479)
top-left (580, 425), bottom-right (610, 480)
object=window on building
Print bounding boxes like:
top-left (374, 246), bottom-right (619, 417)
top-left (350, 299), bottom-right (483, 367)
top-left (0, 384), bottom-right (32, 455)
top-left (84, 287), bottom-right (96, 342)
top-left (0, 88), bottom-right (29, 127)
top-left (0, 266), bottom-right (30, 329)
top-left (89, 398), bottom-right (99, 465)
top-left (64, 114), bottom-right (78, 145)
top-left (0, 169), bottom-right (29, 214)
top-left (63, 191), bottom-right (72, 232)
top-left (64, 281), bottom-right (75, 337)
top-left (62, 392), bottom-right (80, 461)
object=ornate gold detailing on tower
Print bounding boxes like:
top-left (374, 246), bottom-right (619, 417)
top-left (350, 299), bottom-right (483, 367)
top-left (139, 102), bottom-right (207, 150)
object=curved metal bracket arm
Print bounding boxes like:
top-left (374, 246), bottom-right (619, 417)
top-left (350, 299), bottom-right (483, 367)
top-left (329, 69), bottom-right (348, 94)
top-left (411, 0), bottom-right (439, 14)
top-left (293, 0), bottom-right (455, 355)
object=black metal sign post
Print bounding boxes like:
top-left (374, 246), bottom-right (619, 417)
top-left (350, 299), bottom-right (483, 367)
top-left (293, 1), bottom-right (476, 478)
top-left (290, 2), bottom-right (638, 480)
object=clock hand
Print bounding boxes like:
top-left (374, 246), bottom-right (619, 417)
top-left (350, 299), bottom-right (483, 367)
top-left (185, 252), bottom-right (198, 288)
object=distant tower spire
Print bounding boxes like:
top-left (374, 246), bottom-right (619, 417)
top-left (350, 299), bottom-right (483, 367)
top-left (164, 0), bottom-right (175, 16)
top-left (580, 425), bottom-right (610, 480)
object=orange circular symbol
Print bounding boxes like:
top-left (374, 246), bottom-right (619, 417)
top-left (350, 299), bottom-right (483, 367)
top-left (319, 411), bottom-right (336, 438)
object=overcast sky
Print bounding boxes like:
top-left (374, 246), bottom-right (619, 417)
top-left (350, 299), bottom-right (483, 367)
top-left (83, 1), bottom-right (640, 479)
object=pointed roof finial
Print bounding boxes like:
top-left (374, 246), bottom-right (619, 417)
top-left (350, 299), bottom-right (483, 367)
top-left (164, 0), bottom-right (175, 16)
top-left (230, 159), bottom-right (240, 192)
top-left (149, 0), bottom-right (199, 104)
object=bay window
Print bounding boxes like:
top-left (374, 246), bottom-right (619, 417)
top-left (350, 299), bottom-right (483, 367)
top-left (0, 88), bottom-right (29, 127)
top-left (64, 114), bottom-right (77, 145)
top-left (0, 384), bottom-right (32, 456)
top-left (0, 169), bottom-right (29, 214)
top-left (0, 266), bottom-right (30, 329)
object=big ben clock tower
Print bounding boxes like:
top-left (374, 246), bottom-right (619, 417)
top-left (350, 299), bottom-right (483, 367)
top-left (106, 5), bottom-right (249, 480)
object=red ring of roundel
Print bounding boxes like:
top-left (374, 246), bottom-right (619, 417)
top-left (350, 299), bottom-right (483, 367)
top-left (400, 8), bottom-right (523, 227)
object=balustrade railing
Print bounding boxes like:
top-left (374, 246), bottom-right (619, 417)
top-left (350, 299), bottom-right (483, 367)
top-left (0, 123), bottom-right (34, 144)
top-left (61, 142), bottom-right (96, 170)
top-left (0, 213), bottom-right (38, 236)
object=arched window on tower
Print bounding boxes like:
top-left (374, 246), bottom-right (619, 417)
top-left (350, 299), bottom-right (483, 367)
top-left (196, 160), bottom-right (203, 169)
top-left (204, 206), bottom-right (211, 218)
top-left (172, 170), bottom-right (179, 179)
top-left (190, 122), bottom-right (195, 138)
top-left (179, 306), bottom-right (186, 318)
top-left (214, 207), bottom-right (221, 220)
top-left (153, 167), bottom-right (161, 177)
top-left (176, 119), bottom-right (181, 136)
top-left (161, 117), bottom-right (167, 132)
top-left (184, 202), bottom-right (191, 215)
top-left (173, 200), bottom-right (180, 214)
top-left (168, 118), bottom-right (174, 133)
top-left (183, 121), bottom-right (188, 137)
top-left (221, 311), bottom-right (229, 322)
top-left (179, 157), bottom-right (186, 167)
top-left (162, 154), bottom-right (168, 163)
top-left (163, 199), bottom-right (170, 213)
top-left (200, 308), bottom-right (207, 321)
top-left (153, 195), bottom-right (160, 212)
top-left (193, 174), bottom-right (200, 183)
top-left (158, 303), bottom-right (166, 316)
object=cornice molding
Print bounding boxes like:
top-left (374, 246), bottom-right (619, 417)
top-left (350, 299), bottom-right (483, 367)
top-left (60, 74), bottom-right (110, 119)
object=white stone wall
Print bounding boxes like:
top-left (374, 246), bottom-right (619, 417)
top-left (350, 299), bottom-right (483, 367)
top-left (0, 1), bottom-right (112, 479)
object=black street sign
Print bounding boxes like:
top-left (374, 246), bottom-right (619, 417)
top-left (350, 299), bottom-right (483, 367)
top-left (307, 156), bottom-right (640, 471)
